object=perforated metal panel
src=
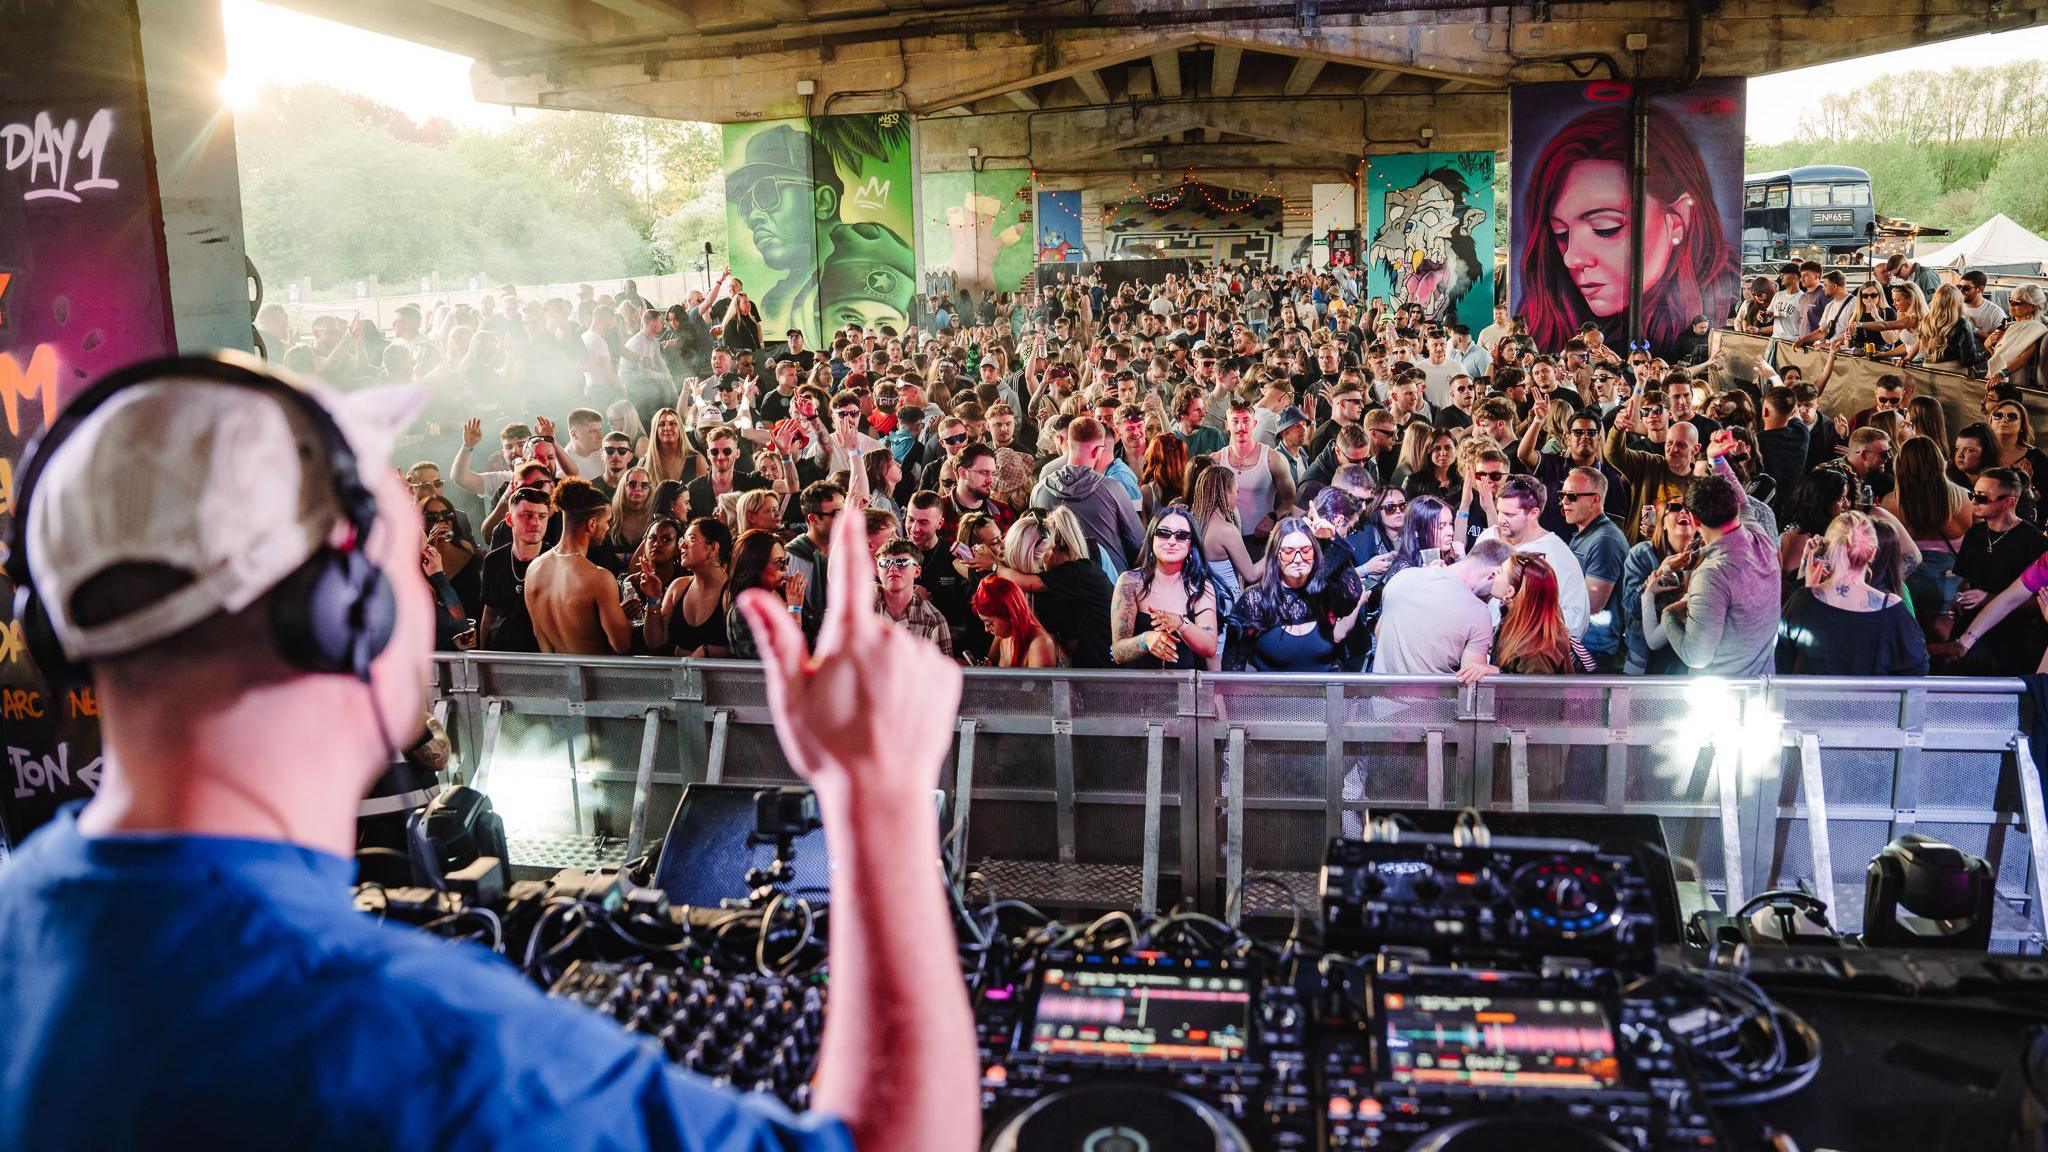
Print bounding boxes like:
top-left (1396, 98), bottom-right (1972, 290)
top-left (433, 657), bottom-right (2040, 951)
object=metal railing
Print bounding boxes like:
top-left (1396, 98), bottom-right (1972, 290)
top-left (430, 654), bottom-right (2046, 952)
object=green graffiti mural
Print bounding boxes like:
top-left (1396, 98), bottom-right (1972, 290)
top-left (722, 113), bottom-right (915, 344)
top-left (918, 168), bottom-right (1033, 294)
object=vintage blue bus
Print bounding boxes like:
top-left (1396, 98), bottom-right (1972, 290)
top-left (1741, 165), bottom-right (1874, 269)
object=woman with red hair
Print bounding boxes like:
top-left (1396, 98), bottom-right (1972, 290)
top-left (1517, 101), bottom-right (1735, 360)
top-left (1460, 553), bottom-right (1595, 682)
top-left (972, 575), bottom-right (1058, 668)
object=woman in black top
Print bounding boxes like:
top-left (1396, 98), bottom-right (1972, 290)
top-left (420, 494), bottom-right (482, 620)
top-left (1231, 517), bottom-right (1365, 673)
top-left (1778, 511), bottom-right (1929, 676)
top-left (646, 517), bottom-right (733, 658)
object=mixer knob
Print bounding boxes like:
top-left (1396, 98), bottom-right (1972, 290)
top-left (1411, 872), bottom-right (1442, 900)
top-left (1546, 874), bottom-right (1589, 912)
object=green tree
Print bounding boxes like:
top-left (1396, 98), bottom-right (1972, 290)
top-left (234, 82), bottom-right (722, 291)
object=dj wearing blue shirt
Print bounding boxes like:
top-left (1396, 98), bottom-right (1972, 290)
top-left (0, 354), bottom-right (977, 1152)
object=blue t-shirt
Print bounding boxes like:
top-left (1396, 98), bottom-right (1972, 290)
top-left (0, 806), bottom-right (852, 1152)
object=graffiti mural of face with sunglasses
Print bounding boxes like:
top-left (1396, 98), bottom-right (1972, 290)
top-left (724, 116), bottom-right (916, 345)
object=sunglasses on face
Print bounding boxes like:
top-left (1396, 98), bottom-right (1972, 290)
top-left (603, 446), bottom-right (633, 456)
top-left (1474, 471), bottom-right (1504, 482)
top-left (1153, 527), bottom-right (1195, 543)
top-left (1379, 501), bottom-right (1408, 515)
top-left (943, 434), bottom-right (967, 446)
top-left (1971, 491), bottom-right (2008, 504)
top-left (1568, 428), bottom-right (1598, 438)
top-left (411, 478), bottom-right (445, 491)
top-left (708, 447), bottom-right (737, 458)
top-left (1993, 411), bottom-right (2024, 422)
top-left (1277, 545), bottom-right (1316, 560)
top-left (876, 556), bottom-right (918, 571)
top-left (1558, 491), bottom-right (1595, 503)
top-left (734, 177), bottom-right (806, 213)
top-left (424, 511), bottom-right (457, 524)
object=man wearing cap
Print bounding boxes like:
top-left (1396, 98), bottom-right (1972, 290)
top-left (726, 124), bottom-right (842, 338)
top-left (771, 327), bottom-right (816, 375)
top-left (0, 356), bottom-right (979, 1152)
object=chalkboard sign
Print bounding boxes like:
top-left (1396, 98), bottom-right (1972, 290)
top-left (0, 0), bottom-right (176, 847)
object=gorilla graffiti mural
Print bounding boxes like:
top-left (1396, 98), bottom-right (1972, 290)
top-left (1365, 153), bottom-right (1497, 334)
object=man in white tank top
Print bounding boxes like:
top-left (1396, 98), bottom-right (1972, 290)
top-left (1214, 398), bottom-right (1297, 541)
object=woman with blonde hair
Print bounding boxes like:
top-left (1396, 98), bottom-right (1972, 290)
top-left (990, 507), bottom-right (1115, 667)
top-left (1912, 284), bottom-right (1984, 371)
top-left (732, 487), bottom-right (784, 538)
top-left (641, 407), bottom-right (699, 485)
top-left (1987, 283), bottom-right (2048, 385)
top-left (605, 399), bottom-right (649, 459)
top-left (1777, 511), bottom-right (1928, 675)
top-left (604, 466), bottom-right (656, 565)
top-left (1388, 421), bottom-right (1435, 489)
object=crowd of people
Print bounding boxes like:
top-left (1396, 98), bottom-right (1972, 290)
top-left (292, 256), bottom-right (2048, 680)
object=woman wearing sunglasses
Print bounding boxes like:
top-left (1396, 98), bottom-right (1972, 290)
top-left (1111, 507), bottom-right (1219, 670)
top-left (1987, 395), bottom-right (2048, 482)
top-left (1232, 517), bottom-right (1365, 673)
top-left (1617, 499), bottom-right (1700, 675)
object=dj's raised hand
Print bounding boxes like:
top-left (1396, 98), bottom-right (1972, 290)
top-left (737, 499), bottom-right (962, 808)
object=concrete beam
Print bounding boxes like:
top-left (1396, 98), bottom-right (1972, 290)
top-left (1004, 88), bottom-right (1041, 111)
top-left (420, 0), bottom-right (589, 42)
top-left (1151, 48), bottom-right (1183, 99)
top-left (586, 0), bottom-right (696, 33)
top-left (262, 0), bottom-right (536, 56)
top-left (136, 0), bottom-right (253, 352)
top-left (1210, 44), bottom-right (1242, 98)
top-left (453, 0), bottom-right (2048, 122)
top-left (1072, 67), bottom-right (1111, 104)
top-left (1054, 143), bottom-right (1353, 172)
top-left (1437, 78), bottom-right (1470, 94)
top-left (1032, 99), bottom-right (1363, 160)
top-left (1283, 55), bottom-right (1327, 96)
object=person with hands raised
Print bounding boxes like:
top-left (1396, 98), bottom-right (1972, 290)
top-left (733, 499), bottom-right (980, 1152)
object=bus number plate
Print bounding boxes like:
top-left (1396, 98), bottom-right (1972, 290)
top-left (1810, 209), bottom-right (1854, 225)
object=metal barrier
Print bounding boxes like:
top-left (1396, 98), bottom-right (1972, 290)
top-left (430, 654), bottom-right (2046, 952)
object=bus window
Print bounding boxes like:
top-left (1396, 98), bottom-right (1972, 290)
top-left (1745, 185), bottom-right (1767, 210)
top-left (1766, 184), bottom-right (1789, 209)
top-left (1792, 184), bottom-right (1832, 207)
top-left (1833, 183), bottom-right (1871, 206)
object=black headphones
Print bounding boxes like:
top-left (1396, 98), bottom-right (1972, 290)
top-left (5, 351), bottom-right (397, 688)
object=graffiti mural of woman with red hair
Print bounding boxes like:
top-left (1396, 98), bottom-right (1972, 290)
top-left (1515, 98), bottom-right (1736, 359)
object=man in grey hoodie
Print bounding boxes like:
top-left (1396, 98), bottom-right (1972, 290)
top-left (1646, 472), bottom-right (1781, 676)
top-left (1030, 416), bottom-right (1142, 574)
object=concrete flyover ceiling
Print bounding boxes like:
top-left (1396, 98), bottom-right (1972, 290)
top-left (271, 0), bottom-right (2048, 178)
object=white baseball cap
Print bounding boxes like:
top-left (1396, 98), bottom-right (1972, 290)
top-left (23, 360), bottom-right (425, 661)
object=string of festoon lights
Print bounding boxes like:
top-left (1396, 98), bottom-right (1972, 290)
top-left (1024, 158), bottom-right (1370, 223)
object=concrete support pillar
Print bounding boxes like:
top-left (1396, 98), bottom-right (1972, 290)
top-left (135, 0), bottom-right (253, 353)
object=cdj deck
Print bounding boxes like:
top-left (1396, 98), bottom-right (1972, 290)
top-left (361, 797), bottom-right (2048, 1152)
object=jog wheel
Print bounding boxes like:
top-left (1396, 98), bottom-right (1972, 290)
top-left (1408, 1116), bottom-right (1630, 1152)
top-left (985, 1084), bottom-right (1251, 1152)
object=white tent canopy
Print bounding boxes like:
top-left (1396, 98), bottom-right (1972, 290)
top-left (1917, 213), bottom-right (2048, 271)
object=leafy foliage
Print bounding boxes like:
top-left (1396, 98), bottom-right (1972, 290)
top-left (236, 83), bottom-right (722, 290)
top-left (1746, 61), bottom-right (2048, 237)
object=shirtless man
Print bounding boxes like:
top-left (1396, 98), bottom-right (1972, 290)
top-left (525, 478), bottom-right (635, 655)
